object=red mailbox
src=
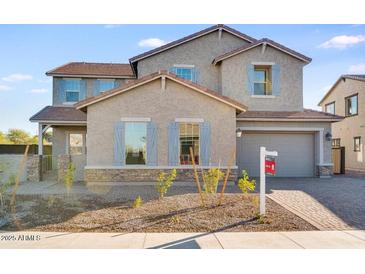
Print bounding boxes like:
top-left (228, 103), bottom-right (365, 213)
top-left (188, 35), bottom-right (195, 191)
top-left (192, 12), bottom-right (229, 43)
top-left (265, 157), bottom-right (276, 175)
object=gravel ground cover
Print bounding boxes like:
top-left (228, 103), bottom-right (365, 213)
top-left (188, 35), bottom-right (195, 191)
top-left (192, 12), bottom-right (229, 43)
top-left (1, 192), bottom-right (316, 232)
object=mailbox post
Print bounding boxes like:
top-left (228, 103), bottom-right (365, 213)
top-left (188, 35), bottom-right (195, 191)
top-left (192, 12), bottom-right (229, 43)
top-left (260, 147), bottom-right (278, 215)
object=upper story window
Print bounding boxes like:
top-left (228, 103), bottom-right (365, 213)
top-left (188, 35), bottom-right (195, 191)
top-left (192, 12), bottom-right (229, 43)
top-left (98, 79), bottom-right (116, 93)
top-left (179, 123), bottom-right (200, 165)
top-left (345, 94), bottom-right (358, 116)
top-left (65, 79), bottom-right (81, 102)
top-left (253, 65), bottom-right (272, 96)
top-left (125, 122), bottom-right (147, 165)
top-left (325, 102), bottom-right (335, 115)
top-left (170, 65), bottom-right (197, 83)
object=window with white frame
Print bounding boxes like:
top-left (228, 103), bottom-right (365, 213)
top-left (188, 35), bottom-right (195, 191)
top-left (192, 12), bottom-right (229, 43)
top-left (170, 65), bottom-right (197, 82)
top-left (325, 102), bottom-right (335, 115)
top-left (65, 79), bottom-right (81, 102)
top-left (179, 123), bottom-right (200, 165)
top-left (68, 133), bottom-right (85, 155)
top-left (125, 122), bottom-right (147, 165)
top-left (345, 94), bottom-right (358, 116)
top-left (253, 65), bottom-right (272, 95)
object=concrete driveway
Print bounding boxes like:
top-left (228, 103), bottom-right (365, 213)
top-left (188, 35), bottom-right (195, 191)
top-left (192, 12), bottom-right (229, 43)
top-left (265, 175), bottom-right (365, 230)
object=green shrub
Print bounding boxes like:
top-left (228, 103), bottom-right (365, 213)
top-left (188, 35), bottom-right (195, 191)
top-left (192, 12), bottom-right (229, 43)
top-left (156, 168), bottom-right (177, 199)
top-left (133, 195), bottom-right (143, 208)
top-left (203, 168), bottom-right (224, 194)
top-left (237, 170), bottom-right (256, 195)
top-left (64, 163), bottom-right (76, 193)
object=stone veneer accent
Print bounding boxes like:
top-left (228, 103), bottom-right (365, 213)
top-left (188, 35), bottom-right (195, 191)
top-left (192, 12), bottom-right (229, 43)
top-left (85, 168), bottom-right (238, 183)
top-left (316, 165), bottom-right (333, 178)
top-left (26, 155), bottom-right (42, 182)
top-left (57, 155), bottom-right (71, 183)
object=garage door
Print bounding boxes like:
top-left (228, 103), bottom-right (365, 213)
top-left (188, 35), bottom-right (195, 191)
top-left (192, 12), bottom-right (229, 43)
top-left (237, 132), bottom-right (315, 177)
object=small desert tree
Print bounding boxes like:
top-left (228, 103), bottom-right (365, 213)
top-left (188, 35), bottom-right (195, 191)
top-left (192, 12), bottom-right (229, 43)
top-left (203, 168), bottom-right (225, 194)
top-left (237, 170), bottom-right (256, 197)
top-left (155, 168), bottom-right (177, 199)
top-left (64, 163), bottom-right (76, 195)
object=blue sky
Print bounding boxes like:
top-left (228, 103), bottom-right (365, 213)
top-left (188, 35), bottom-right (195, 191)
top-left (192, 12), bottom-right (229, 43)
top-left (0, 24), bottom-right (364, 135)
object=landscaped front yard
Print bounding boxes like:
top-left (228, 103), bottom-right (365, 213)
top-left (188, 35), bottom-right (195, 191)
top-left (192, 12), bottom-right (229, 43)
top-left (2, 192), bottom-right (316, 232)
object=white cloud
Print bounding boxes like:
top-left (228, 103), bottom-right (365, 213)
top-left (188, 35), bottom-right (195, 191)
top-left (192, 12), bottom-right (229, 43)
top-left (30, 88), bottom-right (48, 94)
top-left (104, 24), bottom-right (121, 29)
top-left (2, 73), bottom-right (33, 82)
top-left (138, 38), bottom-right (166, 48)
top-left (319, 35), bottom-right (365, 49)
top-left (348, 63), bottom-right (365, 74)
top-left (0, 85), bottom-right (12, 91)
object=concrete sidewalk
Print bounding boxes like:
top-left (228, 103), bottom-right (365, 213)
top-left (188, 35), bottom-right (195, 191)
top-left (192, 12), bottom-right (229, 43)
top-left (1, 230), bottom-right (365, 249)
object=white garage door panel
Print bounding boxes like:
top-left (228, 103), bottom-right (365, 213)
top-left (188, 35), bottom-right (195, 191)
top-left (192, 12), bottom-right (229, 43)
top-left (237, 132), bottom-right (315, 177)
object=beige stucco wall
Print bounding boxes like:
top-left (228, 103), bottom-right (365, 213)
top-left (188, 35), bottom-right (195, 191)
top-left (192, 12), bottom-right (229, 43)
top-left (237, 121), bottom-right (333, 164)
top-left (137, 30), bottom-right (249, 92)
top-left (52, 77), bottom-right (130, 106)
top-left (86, 78), bottom-right (237, 166)
top-left (220, 46), bottom-right (305, 111)
top-left (320, 78), bottom-right (365, 171)
top-left (52, 126), bottom-right (87, 156)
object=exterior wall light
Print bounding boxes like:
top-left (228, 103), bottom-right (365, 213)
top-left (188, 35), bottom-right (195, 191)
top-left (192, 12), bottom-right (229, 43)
top-left (325, 132), bottom-right (332, 141)
top-left (236, 128), bottom-right (243, 138)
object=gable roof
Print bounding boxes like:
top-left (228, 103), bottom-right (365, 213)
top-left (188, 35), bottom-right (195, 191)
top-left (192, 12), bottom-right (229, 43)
top-left (75, 70), bottom-right (247, 112)
top-left (318, 74), bottom-right (365, 106)
top-left (237, 109), bottom-right (343, 122)
top-left (129, 24), bottom-right (257, 64)
top-left (212, 38), bottom-right (312, 65)
top-left (30, 106), bottom-right (87, 123)
top-left (46, 62), bottom-right (135, 78)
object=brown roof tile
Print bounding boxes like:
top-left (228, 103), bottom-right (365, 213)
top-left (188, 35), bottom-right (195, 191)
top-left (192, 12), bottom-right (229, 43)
top-left (46, 62), bottom-right (135, 78)
top-left (237, 109), bottom-right (343, 121)
top-left (30, 106), bottom-right (87, 122)
top-left (213, 38), bottom-right (312, 64)
top-left (75, 70), bottom-right (247, 112)
top-left (129, 24), bottom-right (257, 63)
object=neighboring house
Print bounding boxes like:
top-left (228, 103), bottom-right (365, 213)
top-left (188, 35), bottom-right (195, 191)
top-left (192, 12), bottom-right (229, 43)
top-left (29, 24), bottom-right (341, 182)
top-left (318, 74), bottom-right (365, 173)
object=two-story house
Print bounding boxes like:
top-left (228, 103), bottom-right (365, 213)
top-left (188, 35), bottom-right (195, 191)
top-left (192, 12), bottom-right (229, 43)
top-left (318, 74), bottom-right (365, 174)
top-left (29, 24), bottom-right (341, 182)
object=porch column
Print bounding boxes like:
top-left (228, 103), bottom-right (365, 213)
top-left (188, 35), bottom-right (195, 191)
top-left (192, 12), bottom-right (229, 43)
top-left (38, 123), bottom-right (43, 155)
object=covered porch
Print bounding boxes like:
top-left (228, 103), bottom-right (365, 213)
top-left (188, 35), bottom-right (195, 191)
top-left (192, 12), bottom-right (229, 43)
top-left (29, 106), bottom-right (87, 182)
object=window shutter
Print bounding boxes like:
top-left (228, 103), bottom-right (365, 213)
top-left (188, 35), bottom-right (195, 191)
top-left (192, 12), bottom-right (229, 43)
top-left (200, 122), bottom-right (211, 166)
top-left (147, 122), bottom-right (158, 166)
top-left (93, 80), bottom-right (100, 96)
top-left (80, 80), bottom-right (87, 100)
top-left (58, 79), bottom-right (66, 103)
top-left (114, 121), bottom-right (125, 166)
top-left (168, 122), bottom-right (179, 166)
top-left (272, 64), bottom-right (280, 96)
top-left (246, 64), bottom-right (255, 95)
